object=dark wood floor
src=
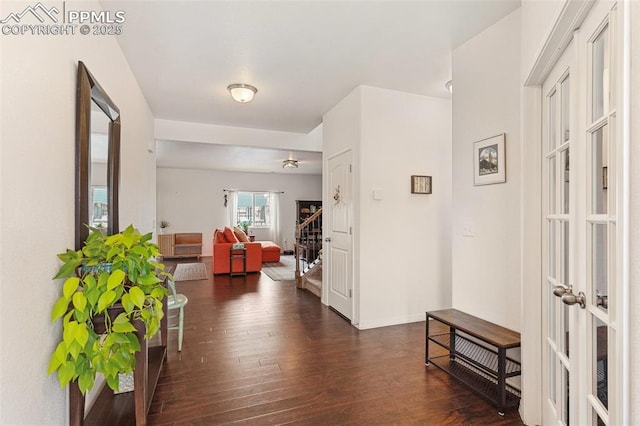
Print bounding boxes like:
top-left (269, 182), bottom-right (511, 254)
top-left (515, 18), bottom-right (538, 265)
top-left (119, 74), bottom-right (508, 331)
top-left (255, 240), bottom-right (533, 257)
top-left (150, 258), bottom-right (524, 425)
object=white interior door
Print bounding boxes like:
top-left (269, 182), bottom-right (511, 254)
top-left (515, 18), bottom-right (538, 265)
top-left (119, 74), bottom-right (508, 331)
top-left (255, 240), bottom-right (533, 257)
top-left (542, 35), bottom-right (577, 426)
top-left (541, 2), bottom-right (622, 425)
top-left (325, 149), bottom-right (353, 320)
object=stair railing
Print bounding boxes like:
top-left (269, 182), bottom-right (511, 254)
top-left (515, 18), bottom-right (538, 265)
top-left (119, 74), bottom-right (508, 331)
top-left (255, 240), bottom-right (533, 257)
top-left (295, 208), bottom-right (322, 287)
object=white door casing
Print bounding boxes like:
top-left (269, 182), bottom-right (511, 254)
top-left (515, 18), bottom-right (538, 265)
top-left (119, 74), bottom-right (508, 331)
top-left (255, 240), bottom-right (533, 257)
top-left (325, 149), bottom-right (353, 320)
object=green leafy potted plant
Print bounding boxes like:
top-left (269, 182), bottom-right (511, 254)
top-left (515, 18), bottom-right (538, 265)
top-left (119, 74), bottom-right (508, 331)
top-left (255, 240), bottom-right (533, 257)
top-left (238, 220), bottom-right (250, 234)
top-left (159, 220), bottom-right (170, 234)
top-left (48, 225), bottom-right (171, 394)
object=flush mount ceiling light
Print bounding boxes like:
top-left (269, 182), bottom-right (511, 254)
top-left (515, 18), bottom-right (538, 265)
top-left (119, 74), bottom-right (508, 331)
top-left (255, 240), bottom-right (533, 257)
top-left (227, 83), bottom-right (257, 103)
top-left (445, 80), bottom-right (453, 93)
top-left (282, 159), bottom-right (299, 169)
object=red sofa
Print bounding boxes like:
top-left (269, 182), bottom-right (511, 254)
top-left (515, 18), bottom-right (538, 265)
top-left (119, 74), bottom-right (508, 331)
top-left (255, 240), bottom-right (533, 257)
top-left (260, 241), bottom-right (281, 262)
top-left (212, 228), bottom-right (262, 274)
top-left (212, 227), bottom-right (282, 274)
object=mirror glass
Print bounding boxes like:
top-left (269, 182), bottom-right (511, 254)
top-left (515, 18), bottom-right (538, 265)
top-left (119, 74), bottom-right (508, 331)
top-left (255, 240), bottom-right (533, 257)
top-left (76, 61), bottom-right (120, 249)
top-left (90, 102), bottom-right (110, 230)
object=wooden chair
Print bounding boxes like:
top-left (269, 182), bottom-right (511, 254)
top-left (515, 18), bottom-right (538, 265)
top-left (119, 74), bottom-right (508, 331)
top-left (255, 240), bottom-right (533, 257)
top-left (167, 279), bottom-right (188, 351)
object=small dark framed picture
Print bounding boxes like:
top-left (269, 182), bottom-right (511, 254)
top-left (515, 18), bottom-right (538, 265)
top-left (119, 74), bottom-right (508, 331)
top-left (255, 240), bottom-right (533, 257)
top-left (411, 175), bottom-right (432, 194)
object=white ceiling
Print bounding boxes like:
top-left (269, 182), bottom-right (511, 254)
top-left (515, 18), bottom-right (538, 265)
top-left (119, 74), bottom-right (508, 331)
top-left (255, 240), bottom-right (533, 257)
top-left (156, 140), bottom-right (322, 174)
top-left (105, 0), bottom-right (520, 173)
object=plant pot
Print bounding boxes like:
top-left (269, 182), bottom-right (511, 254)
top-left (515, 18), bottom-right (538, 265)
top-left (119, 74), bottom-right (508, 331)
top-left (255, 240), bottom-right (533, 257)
top-left (114, 372), bottom-right (134, 394)
top-left (79, 263), bottom-right (113, 275)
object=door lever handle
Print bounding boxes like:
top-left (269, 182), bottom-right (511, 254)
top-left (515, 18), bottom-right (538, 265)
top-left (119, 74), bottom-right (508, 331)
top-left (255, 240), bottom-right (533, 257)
top-left (561, 290), bottom-right (586, 309)
top-left (324, 237), bottom-right (331, 242)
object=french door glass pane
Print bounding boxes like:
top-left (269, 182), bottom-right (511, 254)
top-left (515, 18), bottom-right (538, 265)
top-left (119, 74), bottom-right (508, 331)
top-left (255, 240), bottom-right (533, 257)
top-left (563, 302), bottom-right (570, 357)
top-left (592, 125), bottom-right (608, 214)
top-left (593, 317), bottom-right (609, 410)
top-left (549, 284), bottom-right (557, 343)
top-left (561, 224), bottom-right (570, 357)
top-left (562, 149), bottom-right (570, 214)
top-left (560, 210), bottom-right (570, 354)
top-left (562, 366), bottom-right (570, 425)
top-left (549, 221), bottom-right (557, 279)
top-left (592, 223), bottom-right (608, 313)
top-left (550, 157), bottom-right (557, 213)
top-left (562, 221), bottom-right (570, 286)
top-left (549, 348), bottom-right (558, 407)
top-left (550, 90), bottom-right (558, 150)
top-left (608, 223), bottom-right (615, 314)
top-left (561, 76), bottom-right (570, 142)
top-left (592, 24), bottom-right (609, 121)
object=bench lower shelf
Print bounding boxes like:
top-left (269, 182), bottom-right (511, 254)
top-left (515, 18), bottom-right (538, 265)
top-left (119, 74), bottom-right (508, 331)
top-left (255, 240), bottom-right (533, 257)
top-left (428, 332), bottom-right (521, 377)
top-left (427, 355), bottom-right (521, 410)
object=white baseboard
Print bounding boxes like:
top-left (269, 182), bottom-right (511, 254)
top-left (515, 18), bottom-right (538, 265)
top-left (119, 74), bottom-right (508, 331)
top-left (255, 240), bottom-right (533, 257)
top-left (355, 312), bottom-right (426, 330)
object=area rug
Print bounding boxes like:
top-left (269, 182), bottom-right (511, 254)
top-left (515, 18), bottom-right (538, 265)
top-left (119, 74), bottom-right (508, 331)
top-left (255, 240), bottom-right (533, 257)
top-left (261, 255), bottom-right (297, 281)
top-left (173, 262), bottom-right (208, 281)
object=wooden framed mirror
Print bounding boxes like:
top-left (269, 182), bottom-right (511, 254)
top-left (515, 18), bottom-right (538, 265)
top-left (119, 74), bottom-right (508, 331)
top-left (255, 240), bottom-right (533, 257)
top-left (75, 61), bottom-right (120, 250)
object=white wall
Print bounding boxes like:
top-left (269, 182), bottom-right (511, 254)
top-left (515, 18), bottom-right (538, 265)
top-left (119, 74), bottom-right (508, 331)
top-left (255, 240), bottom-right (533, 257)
top-left (156, 168), bottom-right (322, 256)
top-left (451, 10), bottom-right (521, 330)
top-left (0, 1), bottom-right (156, 423)
top-left (321, 87), bottom-right (361, 312)
top-left (521, 0), bottom-right (565, 79)
top-left (358, 87), bottom-right (452, 329)
top-left (323, 86), bottom-right (452, 329)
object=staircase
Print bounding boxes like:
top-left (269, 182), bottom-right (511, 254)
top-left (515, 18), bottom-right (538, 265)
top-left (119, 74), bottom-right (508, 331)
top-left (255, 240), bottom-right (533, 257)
top-left (295, 208), bottom-right (322, 296)
top-left (300, 258), bottom-right (322, 297)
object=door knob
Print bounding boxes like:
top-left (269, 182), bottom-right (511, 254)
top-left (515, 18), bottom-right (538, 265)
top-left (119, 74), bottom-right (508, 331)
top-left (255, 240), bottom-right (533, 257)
top-left (553, 285), bottom-right (570, 297)
top-left (561, 290), bottom-right (586, 309)
top-left (596, 290), bottom-right (608, 309)
top-left (324, 237), bottom-right (332, 242)
top-left (553, 285), bottom-right (586, 309)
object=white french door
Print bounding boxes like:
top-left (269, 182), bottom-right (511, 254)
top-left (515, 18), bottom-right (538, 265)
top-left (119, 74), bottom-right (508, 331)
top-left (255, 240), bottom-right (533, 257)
top-left (542, 34), bottom-right (576, 426)
top-left (541, 1), bottom-right (622, 425)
